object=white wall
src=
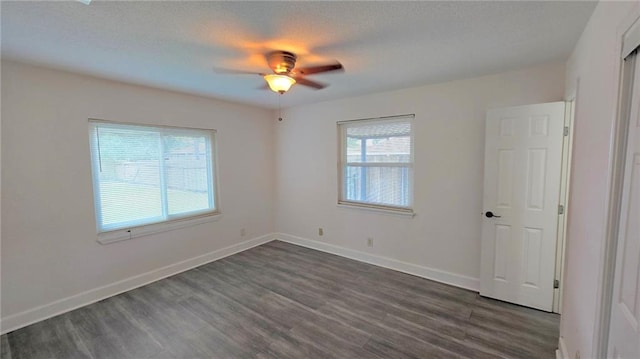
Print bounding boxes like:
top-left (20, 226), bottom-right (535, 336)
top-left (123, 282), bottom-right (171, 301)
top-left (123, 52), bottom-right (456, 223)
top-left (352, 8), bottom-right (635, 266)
top-left (0, 61), bottom-right (275, 329)
top-left (274, 62), bottom-right (565, 287)
top-left (562, 1), bottom-right (640, 358)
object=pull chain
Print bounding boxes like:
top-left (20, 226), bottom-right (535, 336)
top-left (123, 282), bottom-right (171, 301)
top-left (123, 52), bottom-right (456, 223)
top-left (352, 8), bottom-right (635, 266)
top-left (278, 94), bottom-right (283, 121)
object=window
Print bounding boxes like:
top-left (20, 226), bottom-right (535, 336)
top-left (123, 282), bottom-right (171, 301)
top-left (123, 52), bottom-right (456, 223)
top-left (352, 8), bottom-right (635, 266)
top-left (89, 120), bottom-right (219, 236)
top-left (338, 115), bottom-right (414, 212)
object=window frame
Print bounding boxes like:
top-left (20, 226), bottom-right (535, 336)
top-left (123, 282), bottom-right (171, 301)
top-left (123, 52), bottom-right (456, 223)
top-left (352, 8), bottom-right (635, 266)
top-left (337, 114), bottom-right (415, 214)
top-left (88, 119), bottom-right (221, 243)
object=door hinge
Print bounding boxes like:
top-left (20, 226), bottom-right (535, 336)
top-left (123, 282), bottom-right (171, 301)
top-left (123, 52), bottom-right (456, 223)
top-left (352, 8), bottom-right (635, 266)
top-left (558, 204), bottom-right (565, 215)
top-left (563, 126), bottom-right (570, 136)
top-left (554, 279), bottom-right (560, 289)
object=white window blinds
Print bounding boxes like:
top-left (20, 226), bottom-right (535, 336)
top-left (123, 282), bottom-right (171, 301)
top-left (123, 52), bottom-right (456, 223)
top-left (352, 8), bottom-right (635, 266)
top-left (338, 115), bottom-right (414, 211)
top-left (89, 120), bottom-right (218, 233)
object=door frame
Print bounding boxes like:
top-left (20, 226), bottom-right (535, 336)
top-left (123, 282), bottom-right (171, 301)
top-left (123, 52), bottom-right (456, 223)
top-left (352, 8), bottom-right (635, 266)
top-left (593, 8), bottom-right (640, 358)
top-left (553, 98), bottom-right (575, 314)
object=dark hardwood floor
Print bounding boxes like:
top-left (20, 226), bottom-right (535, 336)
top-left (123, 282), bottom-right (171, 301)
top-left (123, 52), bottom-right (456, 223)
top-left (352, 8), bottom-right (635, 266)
top-left (1, 240), bottom-right (560, 359)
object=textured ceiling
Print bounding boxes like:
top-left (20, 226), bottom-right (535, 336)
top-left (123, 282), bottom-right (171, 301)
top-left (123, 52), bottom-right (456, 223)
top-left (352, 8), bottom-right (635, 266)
top-left (1, 1), bottom-right (596, 109)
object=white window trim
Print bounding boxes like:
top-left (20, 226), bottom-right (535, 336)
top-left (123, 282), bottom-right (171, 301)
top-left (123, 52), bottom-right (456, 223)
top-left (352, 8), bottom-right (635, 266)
top-left (337, 114), bottom-right (415, 214)
top-left (89, 119), bottom-right (221, 243)
top-left (97, 212), bottom-right (222, 244)
top-left (337, 202), bottom-right (415, 217)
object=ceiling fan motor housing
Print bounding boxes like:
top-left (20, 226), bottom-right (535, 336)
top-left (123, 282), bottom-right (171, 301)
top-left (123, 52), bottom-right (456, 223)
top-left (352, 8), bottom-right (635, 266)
top-left (268, 51), bottom-right (297, 74)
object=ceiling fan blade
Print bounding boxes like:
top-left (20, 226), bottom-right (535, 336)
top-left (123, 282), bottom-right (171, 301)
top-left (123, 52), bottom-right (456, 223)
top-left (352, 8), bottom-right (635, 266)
top-left (295, 63), bottom-right (343, 75)
top-left (294, 77), bottom-right (327, 90)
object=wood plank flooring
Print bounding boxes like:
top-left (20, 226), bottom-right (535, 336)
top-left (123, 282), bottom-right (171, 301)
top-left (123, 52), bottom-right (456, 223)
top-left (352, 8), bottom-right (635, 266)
top-left (1, 240), bottom-right (560, 359)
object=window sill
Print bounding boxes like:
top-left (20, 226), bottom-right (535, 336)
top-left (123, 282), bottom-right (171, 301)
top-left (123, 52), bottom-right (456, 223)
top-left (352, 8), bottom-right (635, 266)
top-left (97, 213), bottom-right (222, 245)
top-left (337, 202), bottom-right (415, 217)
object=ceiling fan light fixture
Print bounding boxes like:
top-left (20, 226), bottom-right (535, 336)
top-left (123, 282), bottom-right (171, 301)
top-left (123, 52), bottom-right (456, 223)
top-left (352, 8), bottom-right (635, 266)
top-left (264, 74), bottom-right (296, 94)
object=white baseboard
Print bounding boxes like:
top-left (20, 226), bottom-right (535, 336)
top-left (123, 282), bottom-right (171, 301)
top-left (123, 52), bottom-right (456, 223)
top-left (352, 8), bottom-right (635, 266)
top-left (556, 336), bottom-right (569, 359)
top-left (0, 233), bottom-right (276, 335)
top-left (275, 233), bottom-right (480, 292)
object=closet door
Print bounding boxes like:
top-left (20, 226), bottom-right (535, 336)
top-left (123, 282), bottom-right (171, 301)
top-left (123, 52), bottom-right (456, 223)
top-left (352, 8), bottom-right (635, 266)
top-left (608, 48), bottom-right (640, 359)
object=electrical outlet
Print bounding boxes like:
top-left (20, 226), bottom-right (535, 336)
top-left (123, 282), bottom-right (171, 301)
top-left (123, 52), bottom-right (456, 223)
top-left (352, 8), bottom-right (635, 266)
top-left (319, 228), bottom-right (324, 236)
top-left (240, 228), bottom-right (246, 237)
top-left (367, 238), bottom-right (374, 247)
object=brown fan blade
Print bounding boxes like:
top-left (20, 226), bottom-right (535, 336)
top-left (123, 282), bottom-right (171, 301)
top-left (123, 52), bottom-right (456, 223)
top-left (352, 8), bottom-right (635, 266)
top-left (294, 77), bottom-right (327, 90)
top-left (295, 63), bottom-right (343, 75)
top-left (213, 67), bottom-right (265, 76)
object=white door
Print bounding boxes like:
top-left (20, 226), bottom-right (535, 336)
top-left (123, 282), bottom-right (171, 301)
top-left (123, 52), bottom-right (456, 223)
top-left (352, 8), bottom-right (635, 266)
top-left (608, 51), bottom-right (640, 358)
top-left (480, 102), bottom-right (565, 311)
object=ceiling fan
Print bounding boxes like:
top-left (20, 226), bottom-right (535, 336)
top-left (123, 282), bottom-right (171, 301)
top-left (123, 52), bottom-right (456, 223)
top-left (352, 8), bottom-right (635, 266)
top-left (218, 50), bottom-right (344, 94)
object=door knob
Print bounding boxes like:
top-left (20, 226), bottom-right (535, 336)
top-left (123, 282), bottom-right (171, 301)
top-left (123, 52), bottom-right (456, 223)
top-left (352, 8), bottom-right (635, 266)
top-left (485, 211), bottom-right (501, 218)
